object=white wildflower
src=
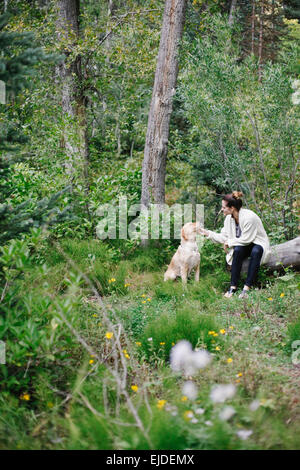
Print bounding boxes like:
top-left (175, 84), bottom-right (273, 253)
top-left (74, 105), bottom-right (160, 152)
top-left (170, 341), bottom-right (211, 376)
top-left (147, 337), bottom-right (153, 342)
top-left (192, 350), bottom-right (212, 369)
top-left (210, 384), bottom-right (236, 403)
top-left (170, 340), bottom-right (193, 373)
top-left (236, 429), bottom-right (253, 440)
top-left (191, 418), bottom-right (199, 424)
top-left (291, 79), bottom-right (300, 90)
top-left (205, 420), bottom-right (213, 426)
top-left (249, 399), bottom-right (260, 412)
top-left (195, 407), bottom-right (205, 415)
top-left (182, 381), bottom-right (198, 401)
top-left (219, 406), bottom-right (236, 421)
top-left (291, 91), bottom-right (300, 105)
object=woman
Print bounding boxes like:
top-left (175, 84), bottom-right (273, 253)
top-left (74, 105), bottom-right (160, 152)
top-left (200, 191), bottom-right (270, 298)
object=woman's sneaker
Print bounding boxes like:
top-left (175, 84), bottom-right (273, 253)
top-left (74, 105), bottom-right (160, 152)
top-left (238, 289), bottom-right (249, 299)
top-left (224, 287), bottom-right (237, 298)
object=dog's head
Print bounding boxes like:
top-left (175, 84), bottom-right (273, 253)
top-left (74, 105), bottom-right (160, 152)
top-left (164, 269), bottom-right (177, 281)
top-left (181, 222), bottom-right (202, 242)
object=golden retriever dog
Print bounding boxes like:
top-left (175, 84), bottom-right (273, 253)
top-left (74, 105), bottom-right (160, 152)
top-left (164, 222), bottom-right (202, 284)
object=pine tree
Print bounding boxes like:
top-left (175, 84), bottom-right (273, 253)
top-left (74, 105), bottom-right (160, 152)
top-left (283, 0), bottom-right (300, 21)
top-left (0, 12), bottom-right (72, 244)
top-left (235, 0), bottom-right (287, 63)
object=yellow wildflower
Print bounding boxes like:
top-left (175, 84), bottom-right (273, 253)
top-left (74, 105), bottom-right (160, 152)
top-left (208, 331), bottom-right (215, 335)
top-left (227, 358), bottom-right (233, 364)
top-left (235, 379), bottom-right (241, 384)
top-left (92, 314), bottom-right (98, 317)
top-left (20, 393), bottom-right (30, 401)
top-left (229, 326), bottom-right (234, 330)
top-left (142, 300), bottom-right (146, 304)
top-left (123, 350), bottom-right (130, 358)
top-left (172, 342), bottom-right (175, 346)
top-left (135, 341), bottom-right (142, 346)
top-left (213, 333), bottom-right (218, 337)
top-left (105, 332), bottom-right (113, 339)
top-left (157, 399), bottom-right (167, 410)
top-left (280, 293), bottom-right (285, 298)
top-left (147, 298), bottom-right (151, 302)
top-left (141, 294), bottom-right (146, 298)
top-left (181, 396), bottom-right (188, 402)
top-left (236, 372), bottom-right (243, 377)
top-left (215, 346), bottom-right (221, 351)
top-left (124, 283), bottom-right (130, 288)
top-left (268, 297), bottom-right (273, 301)
top-left (160, 342), bottom-right (165, 346)
top-left (220, 329), bottom-right (226, 334)
top-left (89, 359), bottom-right (94, 365)
top-left (131, 385), bottom-right (138, 392)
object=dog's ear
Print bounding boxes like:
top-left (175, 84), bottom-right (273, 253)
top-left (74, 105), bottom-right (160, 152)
top-left (181, 226), bottom-right (188, 240)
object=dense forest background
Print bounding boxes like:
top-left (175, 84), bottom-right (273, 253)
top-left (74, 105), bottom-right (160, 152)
top-left (0, 0), bottom-right (299, 451)
top-left (1, 0), bottom-right (299, 244)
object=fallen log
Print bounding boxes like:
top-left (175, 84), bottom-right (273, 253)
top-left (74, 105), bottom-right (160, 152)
top-left (241, 236), bottom-right (300, 273)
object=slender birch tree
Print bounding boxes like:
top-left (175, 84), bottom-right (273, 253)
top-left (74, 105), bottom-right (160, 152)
top-left (141, 0), bottom-right (187, 209)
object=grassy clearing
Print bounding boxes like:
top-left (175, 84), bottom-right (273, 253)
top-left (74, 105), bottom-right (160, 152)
top-left (0, 237), bottom-right (299, 450)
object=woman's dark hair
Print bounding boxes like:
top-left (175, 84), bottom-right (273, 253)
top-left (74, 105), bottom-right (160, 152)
top-left (222, 191), bottom-right (243, 211)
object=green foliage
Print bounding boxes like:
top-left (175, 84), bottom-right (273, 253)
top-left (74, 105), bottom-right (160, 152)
top-left (175, 14), bottom-right (299, 241)
top-left (0, 235), bottom-right (84, 395)
top-left (287, 318), bottom-right (300, 349)
top-left (0, 11), bottom-right (58, 148)
top-left (0, 186), bottom-right (74, 245)
top-left (138, 308), bottom-right (219, 362)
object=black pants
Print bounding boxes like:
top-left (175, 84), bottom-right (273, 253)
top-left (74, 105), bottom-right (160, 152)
top-left (230, 243), bottom-right (263, 288)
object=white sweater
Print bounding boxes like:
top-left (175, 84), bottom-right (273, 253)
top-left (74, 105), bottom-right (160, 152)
top-left (206, 208), bottom-right (271, 266)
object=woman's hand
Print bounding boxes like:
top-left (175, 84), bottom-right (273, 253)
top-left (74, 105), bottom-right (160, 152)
top-left (223, 242), bottom-right (229, 252)
top-left (198, 227), bottom-right (209, 237)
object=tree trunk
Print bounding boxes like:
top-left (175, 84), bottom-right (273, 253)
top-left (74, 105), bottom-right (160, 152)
top-left (141, 0), bottom-right (187, 209)
top-left (241, 237), bottom-right (300, 273)
top-left (57, 0), bottom-right (80, 119)
top-left (56, 0), bottom-right (89, 185)
top-left (251, 0), bottom-right (255, 55)
top-left (228, 0), bottom-right (237, 26)
top-left (258, 1), bottom-right (264, 81)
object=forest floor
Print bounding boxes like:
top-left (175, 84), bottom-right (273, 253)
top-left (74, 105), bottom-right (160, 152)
top-left (0, 238), bottom-right (299, 450)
